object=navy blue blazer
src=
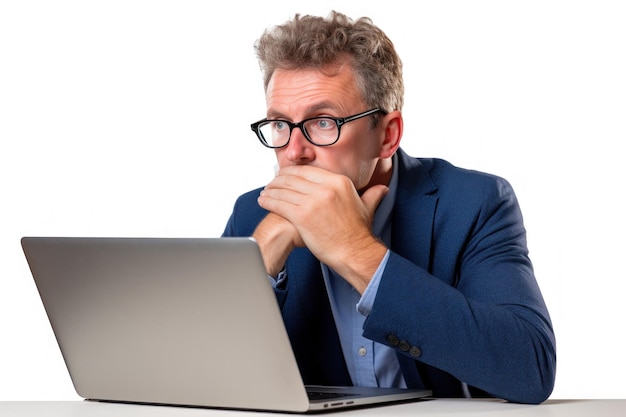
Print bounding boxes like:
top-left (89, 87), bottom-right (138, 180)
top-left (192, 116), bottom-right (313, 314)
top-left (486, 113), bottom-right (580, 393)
top-left (223, 149), bottom-right (556, 404)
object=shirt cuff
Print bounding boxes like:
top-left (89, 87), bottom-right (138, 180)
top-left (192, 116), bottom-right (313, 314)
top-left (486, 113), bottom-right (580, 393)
top-left (268, 268), bottom-right (287, 288)
top-left (356, 249), bottom-right (390, 317)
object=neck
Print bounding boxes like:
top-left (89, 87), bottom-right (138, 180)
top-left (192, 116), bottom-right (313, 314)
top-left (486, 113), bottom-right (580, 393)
top-left (360, 156), bottom-right (394, 193)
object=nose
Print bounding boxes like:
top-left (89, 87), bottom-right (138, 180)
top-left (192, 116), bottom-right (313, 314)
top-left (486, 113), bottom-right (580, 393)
top-left (283, 126), bottom-right (315, 163)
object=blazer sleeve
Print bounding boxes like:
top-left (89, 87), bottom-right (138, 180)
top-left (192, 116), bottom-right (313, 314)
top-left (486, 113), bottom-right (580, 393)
top-left (362, 173), bottom-right (556, 404)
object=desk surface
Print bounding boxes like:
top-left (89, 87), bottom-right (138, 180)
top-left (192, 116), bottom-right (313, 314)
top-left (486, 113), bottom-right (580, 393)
top-left (1, 399), bottom-right (624, 416)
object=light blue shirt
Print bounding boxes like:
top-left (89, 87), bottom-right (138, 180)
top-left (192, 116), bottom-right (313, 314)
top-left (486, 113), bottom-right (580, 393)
top-left (271, 154), bottom-right (405, 388)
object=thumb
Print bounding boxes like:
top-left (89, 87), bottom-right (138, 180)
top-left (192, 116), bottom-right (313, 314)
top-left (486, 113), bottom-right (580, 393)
top-left (360, 184), bottom-right (390, 218)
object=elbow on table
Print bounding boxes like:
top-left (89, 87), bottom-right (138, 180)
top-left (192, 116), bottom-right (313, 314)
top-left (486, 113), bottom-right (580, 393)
top-left (502, 354), bottom-right (557, 405)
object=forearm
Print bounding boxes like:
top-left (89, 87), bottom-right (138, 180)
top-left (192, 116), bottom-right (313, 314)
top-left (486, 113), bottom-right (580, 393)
top-left (363, 253), bottom-right (556, 404)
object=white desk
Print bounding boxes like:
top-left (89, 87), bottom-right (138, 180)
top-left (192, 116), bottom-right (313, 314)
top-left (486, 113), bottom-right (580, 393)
top-left (1, 399), bottom-right (624, 416)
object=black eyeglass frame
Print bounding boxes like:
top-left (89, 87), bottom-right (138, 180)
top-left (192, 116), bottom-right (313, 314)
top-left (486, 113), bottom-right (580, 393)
top-left (250, 108), bottom-right (386, 149)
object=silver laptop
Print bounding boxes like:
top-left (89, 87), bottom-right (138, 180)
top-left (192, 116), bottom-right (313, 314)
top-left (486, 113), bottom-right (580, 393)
top-left (21, 237), bottom-right (431, 412)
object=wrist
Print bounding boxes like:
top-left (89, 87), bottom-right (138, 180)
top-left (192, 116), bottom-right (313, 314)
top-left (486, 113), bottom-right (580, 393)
top-left (331, 235), bottom-right (387, 294)
top-left (253, 214), bottom-right (296, 277)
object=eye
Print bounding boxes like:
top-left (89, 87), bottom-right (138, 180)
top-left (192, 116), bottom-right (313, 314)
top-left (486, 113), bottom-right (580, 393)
top-left (313, 118), bottom-right (335, 130)
top-left (272, 121), bottom-right (288, 131)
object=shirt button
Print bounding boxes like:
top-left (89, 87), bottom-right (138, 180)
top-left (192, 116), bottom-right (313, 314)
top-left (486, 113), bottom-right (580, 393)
top-left (358, 346), bottom-right (367, 357)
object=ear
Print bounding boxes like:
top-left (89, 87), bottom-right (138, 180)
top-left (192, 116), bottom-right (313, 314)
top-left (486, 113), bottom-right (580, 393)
top-left (379, 111), bottom-right (403, 159)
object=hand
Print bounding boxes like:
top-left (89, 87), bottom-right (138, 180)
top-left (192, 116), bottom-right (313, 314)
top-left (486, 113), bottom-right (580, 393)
top-left (257, 165), bottom-right (389, 292)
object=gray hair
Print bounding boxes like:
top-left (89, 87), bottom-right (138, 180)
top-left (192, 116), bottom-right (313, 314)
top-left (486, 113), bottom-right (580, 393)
top-left (254, 11), bottom-right (404, 112)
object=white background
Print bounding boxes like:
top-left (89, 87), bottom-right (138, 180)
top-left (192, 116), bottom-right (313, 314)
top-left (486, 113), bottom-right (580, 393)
top-left (1, 0), bottom-right (625, 400)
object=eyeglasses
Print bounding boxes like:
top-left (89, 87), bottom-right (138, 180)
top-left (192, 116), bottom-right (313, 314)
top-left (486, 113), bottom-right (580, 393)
top-left (250, 108), bottom-right (385, 149)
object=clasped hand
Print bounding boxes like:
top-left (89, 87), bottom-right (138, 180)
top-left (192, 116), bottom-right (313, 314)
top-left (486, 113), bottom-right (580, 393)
top-left (255, 165), bottom-right (389, 293)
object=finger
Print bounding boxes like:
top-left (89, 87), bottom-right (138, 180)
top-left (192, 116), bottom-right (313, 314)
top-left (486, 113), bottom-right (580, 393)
top-left (258, 186), bottom-right (305, 209)
top-left (263, 173), bottom-right (316, 194)
top-left (274, 164), bottom-right (334, 186)
top-left (360, 184), bottom-right (389, 217)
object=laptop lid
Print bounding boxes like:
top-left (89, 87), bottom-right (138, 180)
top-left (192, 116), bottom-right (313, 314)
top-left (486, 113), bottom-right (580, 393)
top-left (22, 237), bottom-right (430, 412)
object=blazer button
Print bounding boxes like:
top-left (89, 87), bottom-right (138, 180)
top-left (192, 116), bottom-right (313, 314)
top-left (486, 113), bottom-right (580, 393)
top-left (409, 346), bottom-right (422, 358)
top-left (386, 334), bottom-right (400, 346)
top-left (398, 341), bottom-right (410, 352)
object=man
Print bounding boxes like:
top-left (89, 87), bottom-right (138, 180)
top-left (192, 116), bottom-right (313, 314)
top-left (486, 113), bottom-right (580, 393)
top-left (223, 11), bottom-right (556, 404)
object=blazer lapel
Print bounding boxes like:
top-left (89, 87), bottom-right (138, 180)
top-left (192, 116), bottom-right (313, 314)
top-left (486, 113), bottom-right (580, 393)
top-left (392, 150), bottom-right (439, 272)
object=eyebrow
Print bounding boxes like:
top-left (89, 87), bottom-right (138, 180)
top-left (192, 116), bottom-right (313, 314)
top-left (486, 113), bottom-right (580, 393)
top-left (267, 101), bottom-right (340, 120)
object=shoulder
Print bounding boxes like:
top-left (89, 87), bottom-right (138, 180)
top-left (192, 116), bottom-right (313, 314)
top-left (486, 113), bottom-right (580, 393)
top-left (233, 186), bottom-right (265, 208)
top-left (223, 186), bottom-right (268, 237)
top-left (425, 157), bottom-right (509, 189)
top-left (398, 150), bottom-right (515, 202)
top-left (395, 150), bottom-right (521, 226)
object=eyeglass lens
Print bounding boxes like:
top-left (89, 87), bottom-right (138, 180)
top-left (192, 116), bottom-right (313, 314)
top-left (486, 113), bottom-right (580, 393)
top-left (259, 118), bottom-right (339, 147)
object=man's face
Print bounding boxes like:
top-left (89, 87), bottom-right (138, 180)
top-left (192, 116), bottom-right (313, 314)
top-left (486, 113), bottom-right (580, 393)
top-left (265, 64), bottom-right (385, 191)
